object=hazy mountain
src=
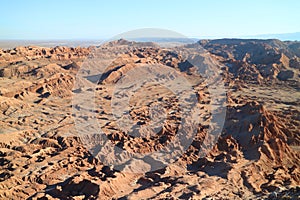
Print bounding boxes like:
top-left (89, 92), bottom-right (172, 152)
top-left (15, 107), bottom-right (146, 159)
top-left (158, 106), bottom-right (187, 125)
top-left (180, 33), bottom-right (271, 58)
top-left (243, 32), bottom-right (300, 41)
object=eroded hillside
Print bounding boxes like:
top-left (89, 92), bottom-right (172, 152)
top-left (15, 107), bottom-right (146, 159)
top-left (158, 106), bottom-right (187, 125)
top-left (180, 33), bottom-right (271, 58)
top-left (0, 39), bottom-right (299, 199)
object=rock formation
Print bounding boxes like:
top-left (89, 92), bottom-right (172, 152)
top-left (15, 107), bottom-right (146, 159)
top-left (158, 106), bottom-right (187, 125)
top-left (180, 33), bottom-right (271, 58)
top-left (0, 39), bottom-right (299, 199)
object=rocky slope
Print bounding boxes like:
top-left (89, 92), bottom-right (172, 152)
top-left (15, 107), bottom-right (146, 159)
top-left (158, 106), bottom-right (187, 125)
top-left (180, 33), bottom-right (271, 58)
top-left (199, 39), bottom-right (300, 84)
top-left (0, 39), bottom-right (299, 199)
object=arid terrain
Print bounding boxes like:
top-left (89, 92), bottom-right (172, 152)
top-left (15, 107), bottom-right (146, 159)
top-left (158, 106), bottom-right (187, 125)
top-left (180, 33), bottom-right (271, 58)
top-left (0, 39), bottom-right (299, 199)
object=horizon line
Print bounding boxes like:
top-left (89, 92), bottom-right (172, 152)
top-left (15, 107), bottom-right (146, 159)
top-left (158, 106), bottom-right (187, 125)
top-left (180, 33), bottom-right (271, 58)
top-left (0, 31), bottom-right (300, 41)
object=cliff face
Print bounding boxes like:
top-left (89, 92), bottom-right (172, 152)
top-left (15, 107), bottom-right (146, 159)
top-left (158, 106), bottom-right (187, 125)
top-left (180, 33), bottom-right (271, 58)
top-left (0, 39), bottom-right (299, 199)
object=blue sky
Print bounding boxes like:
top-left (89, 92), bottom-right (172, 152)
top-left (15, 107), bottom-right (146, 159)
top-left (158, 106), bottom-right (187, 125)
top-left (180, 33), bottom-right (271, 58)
top-left (1, 0), bottom-right (299, 40)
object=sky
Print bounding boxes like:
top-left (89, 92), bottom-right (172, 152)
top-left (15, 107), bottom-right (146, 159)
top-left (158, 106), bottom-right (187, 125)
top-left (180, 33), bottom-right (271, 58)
top-left (1, 0), bottom-right (299, 40)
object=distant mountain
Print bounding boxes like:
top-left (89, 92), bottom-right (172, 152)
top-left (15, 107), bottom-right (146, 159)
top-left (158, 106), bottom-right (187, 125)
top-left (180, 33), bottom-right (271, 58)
top-left (243, 32), bottom-right (300, 41)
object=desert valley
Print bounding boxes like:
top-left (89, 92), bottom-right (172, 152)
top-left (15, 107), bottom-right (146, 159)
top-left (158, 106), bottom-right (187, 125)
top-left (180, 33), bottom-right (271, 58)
top-left (0, 38), bottom-right (299, 199)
